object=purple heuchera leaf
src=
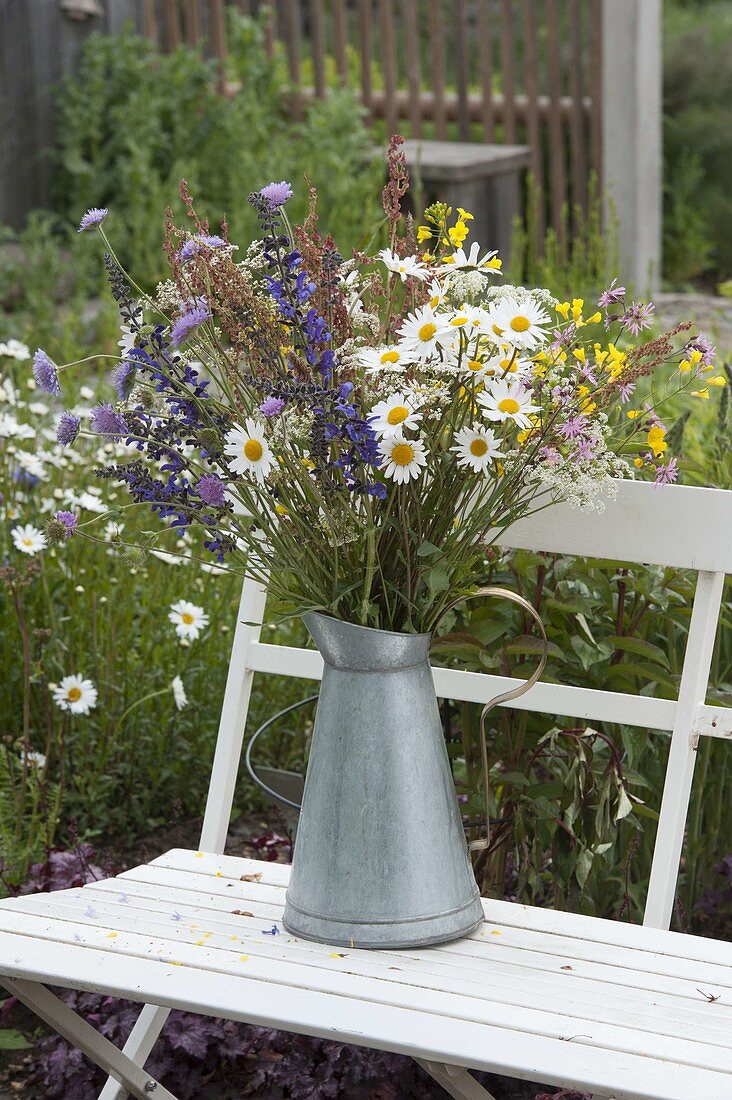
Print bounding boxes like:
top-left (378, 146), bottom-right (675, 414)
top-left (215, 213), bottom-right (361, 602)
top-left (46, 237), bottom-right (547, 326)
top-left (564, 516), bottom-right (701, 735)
top-left (21, 844), bottom-right (103, 894)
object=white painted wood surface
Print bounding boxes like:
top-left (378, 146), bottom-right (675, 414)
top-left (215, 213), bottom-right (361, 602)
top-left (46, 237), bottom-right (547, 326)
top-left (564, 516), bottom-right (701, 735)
top-left (1, 850), bottom-right (731, 1100)
top-left (0, 479), bottom-right (730, 1100)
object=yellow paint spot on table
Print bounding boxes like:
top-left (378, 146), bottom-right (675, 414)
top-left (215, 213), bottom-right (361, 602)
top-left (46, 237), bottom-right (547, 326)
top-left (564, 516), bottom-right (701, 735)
top-left (239, 954), bottom-right (249, 962)
top-left (490, 930), bottom-right (502, 936)
top-left (105, 932), bottom-right (118, 939)
top-left (195, 852), bottom-right (204, 859)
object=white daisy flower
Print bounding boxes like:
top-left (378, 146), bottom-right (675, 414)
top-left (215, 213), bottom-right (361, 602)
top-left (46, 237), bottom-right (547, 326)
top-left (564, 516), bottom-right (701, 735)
top-left (118, 306), bottom-right (144, 359)
top-left (452, 424), bottom-right (503, 473)
top-left (0, 414), bottom-right (35, 440)
top-left (0, 339), bottom-right (31, 361)
top-left (21, 750), bottom-right (46, 769)
top-left (478, 379), bottom-right (540, 430)
top-left (368, 392), bottom-right (423, 439)
top-left (378, 434), bottom-right (428, 484)
top-left (468, 350), bottom-right (534, 381)
top-left (52, 674), bottom-right (98, 715)
top-left (439, 242), bottom-right (500, 272)
top-left (485, 296), bottom-right (551, 349)
top-left (378, 249), bottom-right (428, 283)
top-left (103, 521), bottom-right (124, 541)
top-left (169, 600), bottom-right (209, 641)
top-left (426, 279), bottom-right (447, 310)
top-left (224, 419), bottom-right (274, 484)
top-left (358, 346), bottom-right (414, 374)
top-left (171, 676), bottom-right (188, 710)
top-left (65, 490), bottom-right (107, 515)
top-left (79, 385), bottom-right (95, 401)
top-left (398, 306), bottom-right (451, 362)
top-left (11, 524), bottom-right (46, 555)
top-left (15, 450), bottom-right (46, 480)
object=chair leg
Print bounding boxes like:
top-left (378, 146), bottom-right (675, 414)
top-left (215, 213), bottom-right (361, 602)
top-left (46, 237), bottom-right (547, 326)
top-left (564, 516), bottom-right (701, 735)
top-left (97, 1003), bottom-right (171, 1100)
top-left (415, 1058), bottom-right (499, 1100)
top-left (2, 980), bottom-right (179, 1100)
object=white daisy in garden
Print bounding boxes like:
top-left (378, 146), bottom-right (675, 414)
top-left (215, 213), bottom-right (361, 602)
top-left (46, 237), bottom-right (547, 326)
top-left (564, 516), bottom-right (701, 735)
top-left (0, 339), bottom-right (31, 361)
top-left (224, 419), bottom-right (274, 484)
top-left (11, 524), bottom-right (46, 555)
top-left (52, 674), bottom-right (98, 715)
top-left (169, 600), bottom-right (209, 641)
top-left (171, 676), bottom-right (188, 710)
top-left (21, 750), bottom-right (46, 769)
top-left (118, 306), bottom-right (143, 359)
top-left (103, 521), bottom-right (124, 541)
top-left (452, 424), bottom-right (503, 473)
top-left (358, 346), bottom-right (414, 374)
top-left (485, 296), bottom-right (551, 349)
top-left (469, 350), bottom-right (534, 382)
top-left (378, 434), bottom-right (428, 484)
top-left (398, 306), bottom-right (451, 362)
top-left (378, 249), bottom-right (428, 283)
top-left (15, 450), bottom-right (46, 480)
top-left (368, 392), bottom-right (423, 439)
top-left (478, 378), bottom-right (540, 430)
top-left (426, 279), bottom-right (447, 310)
top-left (0, 413), bottom-right (35, 440)
top-left (440, 242), bottom-right (501, 271)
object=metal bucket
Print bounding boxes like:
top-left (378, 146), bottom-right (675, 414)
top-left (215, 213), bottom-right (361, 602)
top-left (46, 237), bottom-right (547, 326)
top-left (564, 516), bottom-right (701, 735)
top-left (282, 612), bottom-right (485, 949)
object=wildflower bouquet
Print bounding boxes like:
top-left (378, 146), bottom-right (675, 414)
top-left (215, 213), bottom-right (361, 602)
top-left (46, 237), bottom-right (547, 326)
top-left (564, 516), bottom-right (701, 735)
top-left (40, 138), bottom-right (719, 635)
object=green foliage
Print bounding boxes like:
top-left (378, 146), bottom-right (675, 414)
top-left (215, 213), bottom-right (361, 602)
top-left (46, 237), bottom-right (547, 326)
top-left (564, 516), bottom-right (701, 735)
top-left (52, 15), bottom-right (381, 286)
top-left (663, 2), bottom-right (732, 284)
top-left (508, 174), bottom-right (619, 301)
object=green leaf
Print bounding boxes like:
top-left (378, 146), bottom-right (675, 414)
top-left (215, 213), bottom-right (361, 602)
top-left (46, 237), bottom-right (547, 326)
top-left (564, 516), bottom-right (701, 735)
top-left (503, 635), bottom-right (565, 660)
top-left (575, 848), bottom-right (594, 889)
top-left (0, 1029), bottom-right (32, 1051)
top-left (417, 540), bottom-right (441, 558)
top-left (608, 636), bottom-right (671, 669)
top-left (427, 566), bottom-right (450, 596)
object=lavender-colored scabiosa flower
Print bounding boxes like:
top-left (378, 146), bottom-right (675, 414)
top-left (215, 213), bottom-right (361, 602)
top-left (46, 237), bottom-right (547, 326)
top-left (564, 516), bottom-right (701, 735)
top-left (91, 403), bottom-right (128, 438)
top-left (54, 511), bottom-right (78, 538)
top-left (597, 278), bottom-right (626, 308)
top-left (260, 395), bottom-right (286, 417)
top-left (32, 349), bottom-right (60, 395)
top-left (621, 301), bottom-right (655, 337)
top-left (178, 234), bottom-right (227, 262)
top-left (197, 474), bottom-right (226, 508)
top-left (170, 299), bottom-right (211, 348)
top-left (259, 181), bottom-right (293, 208)
top-left (111, 360), bottom-right (137, 401)
top-left (56, 411), bottom-right (80, 446)
top-left (78, 207), bottom-right (108, 233)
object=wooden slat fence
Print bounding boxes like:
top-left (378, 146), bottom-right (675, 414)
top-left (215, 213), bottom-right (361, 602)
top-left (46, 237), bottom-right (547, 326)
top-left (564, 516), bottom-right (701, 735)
top-left (123, 1), bottom-right (603, 241)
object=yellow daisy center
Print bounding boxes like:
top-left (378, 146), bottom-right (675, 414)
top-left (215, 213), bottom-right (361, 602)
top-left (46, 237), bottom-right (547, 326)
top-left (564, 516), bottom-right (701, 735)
top-left (429, 295), bottom-right (440, 308)
top-left (418, 322), bottom-right (437, 342)
top-left (498, 397), bottom-right (521, 414)
top-left (492, 323), bottom-right (504, 337)
top-left (467, 359), bottom-right (483, 372)
top-left (22, 537), bottom-right (34, 547)
top-left (67, 687), bottom-right (82, 702)
top-left (386, 405), bottom-right (410, 426)
top-left (182, 612), bottom-right (194, 625)
top-left (510, 315), bottom-right (531, 332)
top-left (243, 439), bottom-right (263, 461)
top-left (391, 443), bottom-right (415, 466)
top-left (470, 439), bottom-right (488, 457)
top-left (450, 316), bottom-right (469, 327)
top-left (380, 350), bottom-right (400, 364)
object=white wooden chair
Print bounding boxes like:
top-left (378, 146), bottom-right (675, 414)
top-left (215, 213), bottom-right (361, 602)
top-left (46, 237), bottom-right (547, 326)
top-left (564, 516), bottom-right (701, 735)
top-left (1, 479), bottom-right (731, 1100)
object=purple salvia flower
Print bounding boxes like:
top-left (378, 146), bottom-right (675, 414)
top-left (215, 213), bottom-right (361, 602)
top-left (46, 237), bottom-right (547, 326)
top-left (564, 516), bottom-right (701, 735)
top-left (197, 474), bottom-right (226, 508)
top-left (170, 299), bottom-right (211, 348)
top-left (78, 207), bottom-right (108, 233)
top-left (621, 301), bottom-right (655, 338)
top-left (91, 402), bottom-right (128, 438)
top-left (56, 411), bottom-right (80, 446)
top-left (619, 381), bottom-right (636, 403)
top-left (178, 234), bottom-right (227, 262)
top-left (259, 181), bottom-right (293, 208)
top-left (654, 457), bottom-right (679, 487)
top-left (54, 511), bottom-right (78, 538)
top-left (597, 278), bottom-right (626, 308)
top-left (260, 395), bottom-right (286, 417)
top-left (32, 349), bottom-right (60, 395)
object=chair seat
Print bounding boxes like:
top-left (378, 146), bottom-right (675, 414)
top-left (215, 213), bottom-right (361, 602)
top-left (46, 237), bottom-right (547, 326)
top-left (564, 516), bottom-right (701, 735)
top-left (1, 848), bottom-right (731, 1100)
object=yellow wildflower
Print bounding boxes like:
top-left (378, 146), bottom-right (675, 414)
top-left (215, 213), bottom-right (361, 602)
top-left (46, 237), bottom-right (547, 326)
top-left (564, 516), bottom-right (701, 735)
top-left (633, 457), bottom-right (645, 468)
top-left (707, 376), bottom-right (727, 386)
top-left (486, 257), bottom-right (502, 270)
top-left (448, 220), bottom-right (469, 247)
top-left (586, 311), bottom-right (602, 325)
top-left (555, 302), bottom-right (571, 319)
top-left (457, 208), bottom-right (474, 221)
top-left (647, 426), bottom-right (667, 457)
top-left (679, 359), bottom-right (692, 372)
top-left (692, 388), bottom-right (710, 399)
top-left (417, 225), bottom-right (432, 244)
top-left (572, 347), bottom-right (586, 364)
top-left (627, 409), bottom-right (641, 420)
top-left (572, 298), bottom-right (584, 324)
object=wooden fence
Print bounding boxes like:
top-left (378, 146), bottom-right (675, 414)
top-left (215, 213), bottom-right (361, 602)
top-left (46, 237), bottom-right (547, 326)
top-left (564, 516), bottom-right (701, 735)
top-left (139, 0), bottom-right (603, 243)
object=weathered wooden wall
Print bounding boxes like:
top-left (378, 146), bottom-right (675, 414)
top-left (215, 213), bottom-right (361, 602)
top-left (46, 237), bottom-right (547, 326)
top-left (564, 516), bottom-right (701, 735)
top-left (0, 0), bottom-right (138, 228)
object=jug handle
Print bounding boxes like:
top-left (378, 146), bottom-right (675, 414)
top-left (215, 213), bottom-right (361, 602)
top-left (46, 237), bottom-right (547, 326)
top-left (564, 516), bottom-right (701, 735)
top-left (432, 586), bottom-right (549, 854)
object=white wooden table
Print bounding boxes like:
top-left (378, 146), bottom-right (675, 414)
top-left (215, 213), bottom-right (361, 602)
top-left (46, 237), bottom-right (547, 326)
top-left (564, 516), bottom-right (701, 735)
top-left (1, 848), bottom-right (731, 1100)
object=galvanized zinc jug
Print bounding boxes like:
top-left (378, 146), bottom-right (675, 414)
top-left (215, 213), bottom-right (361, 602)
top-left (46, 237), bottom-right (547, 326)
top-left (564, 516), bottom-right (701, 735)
top-left (282, 612), bottom-right (485, 948)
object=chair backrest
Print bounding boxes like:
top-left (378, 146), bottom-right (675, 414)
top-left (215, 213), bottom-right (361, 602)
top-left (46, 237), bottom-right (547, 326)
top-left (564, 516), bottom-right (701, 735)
top-left (200, 479), bottom-right (732, 932)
